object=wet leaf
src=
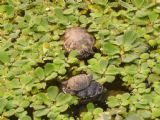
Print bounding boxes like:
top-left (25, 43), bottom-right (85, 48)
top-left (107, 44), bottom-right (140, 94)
top-left (34, 67), bottom-right (45, 80)
top-left (123, 30), bottom-right (138, 46)
top-left (45, 72), bottom-right (57, 81)
top-left (152, 108), bottom-right (160, 118)
top-left (124, 65), bottom-right (138, 75)
top-left (148, 12), bottom-right (159, 21)
top-left (56, 93), bottom-right (72, 106)
top-left (107, 97), bottom-right (120, 108)
top-left (44, 63), bottom-right (54, 76)
top-left (81, 112), bottom-right (93, 120)
top-left (21, 115), bottom-right (32, 120)
top-left (87, 103), bottom-right (94, 112)
top-left (98, 76), bottom-right (115, 84)
top-left (102, 43), bottom-right (119, 55)
top-left (0, 98), bottom-right (7, 114)
top-left (34, 108), bottom-right (50, 117)
top-left (0, 51), bottom-right (10, 63)
top-left (47, 86), bottom-right (59, 101)
top-left (92, 0), bottom-right (108, 5)
top-left (122, 53), bottom-right (138, 63)
top-left (106, 65), bottom-right (120, 75)
top-left (125, 112), bottom-right (142, 120)
top-left (131, 0), bottom-right (145, 8)
top-left (148, 74), bottom-right (160, 84)
top-left (138, 110), bottom-right (151, 118)
top-left (152, 64), bottom-right (160, 74)
top-left (93, 108), bottom-right (103, 118)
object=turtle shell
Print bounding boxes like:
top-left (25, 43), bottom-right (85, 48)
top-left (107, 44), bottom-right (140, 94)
top-left (66, 74), bottom-right (92, 91)
top-left (64, 27), bottom-right (95, 59)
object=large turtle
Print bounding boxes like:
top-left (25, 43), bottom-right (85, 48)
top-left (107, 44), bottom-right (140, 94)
top-left (62, 74), bottom-right (105, 100)
top-left (64, 27), bottom-right (95, 59)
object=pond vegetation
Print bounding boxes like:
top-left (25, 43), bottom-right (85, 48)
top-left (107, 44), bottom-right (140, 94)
top-left (0, 0), bottom-right (160, 120)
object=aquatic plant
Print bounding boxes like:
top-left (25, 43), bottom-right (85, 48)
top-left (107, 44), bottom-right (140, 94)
top-left (0, 0), bottom-right (160, 119)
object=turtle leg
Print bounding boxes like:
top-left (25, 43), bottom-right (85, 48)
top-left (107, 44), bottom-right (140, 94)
top-left (63, 87), bottom-right (76, 96)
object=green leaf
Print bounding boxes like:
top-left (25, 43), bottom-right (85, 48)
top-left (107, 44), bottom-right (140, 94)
top-left (102, 43), bottom-right (119, 55)
top-left (148, 12), bottom-right (159, 21)
top-left (20, 100), bottom-right (30, 108)
top-left (34, 108), bottom-right (50, 117)
top-left (4, 23), bottom-right (13, 32)
top-left (20, 75), bottom-right (33, 86)
top-left (56, 93), bottom-right (72, 106)
top-left (122, 53), bottom-right (138, 63)
top-left (137, 110), bottom-right (151, 119)
top-left (0, 98), bottom-right (7, 114)
top-left (148, 74), bottom-right (160, 84)
top-left (153, 83), bottom-right (160, 94)
top-left (47, 86), bottom-right (59, 101)
top-left (140, 53), bottom-right (149, 60)
top-left (5, 5), bottom-right (14, 16)
top-left (68, 51), bottom-right (78, 64)
top-left (45, 72), bottom-right (58, 81)
top-left (148, 40), bottom-right (157, 47)
top-left (131, 0), bottom-right (144, 8)
top-left (124, 65), bottom-right (138, 75)
top-left (57, 0), bottom-right (66, 7)
top-left (37, 25), bottom-right (47, 32)
top-left (98, 76), bottom-right (115, 84)
top-left (123, 30), bottom-right (138, 46)
top-left (37, 93), bottom-right (49, 104)
top-left (106, 65), bottom-right (120, 75)
top-left (81, 112), bottom-right (93, 120)
top-left (44, 63), bottom-right (54, 76)
top-left (0, 5), bottom-right (6, 12)
top-left (0, 51), bottom-right (10, 63)
top-left (93, 108), bottom-right (103, 118)
top-left (63, 8), bottom-right (74, 14)
top-left (58, 68), bottom-right (66, 75)
top-left (21, 115), bottom-right (32, 120)
top-left (3, 109), bottom-right (15, 117)
top-left (152, 108), bottom-right (160, 118)
top-left (125, 112), bottom-right (142, 120)
top-left (99, 58), bottom-right (108, 71)
top-left (153, 64), bottom-right (160, 74)
top-left (153, 96), bottom-right (160, 107)
top-left (89, 64), bottom-right (102, 74)
top-left (87, 103), bottom-right (94, 112)
top-left (92, 0), bottom-right (108, 5)
top-left (56, 104), bottom-right (69, 113)
top-left (34, 67), bottom-right (45, 80)
top-left (107, 97), bottom-right (120, 108)
top-left (8, 79), bottom-right (21, 89)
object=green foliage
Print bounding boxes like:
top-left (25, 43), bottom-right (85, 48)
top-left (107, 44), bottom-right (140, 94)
top-left (0, 0), bottom-right (160, 119)
top-left (80, 103), bottom-right (103, 120)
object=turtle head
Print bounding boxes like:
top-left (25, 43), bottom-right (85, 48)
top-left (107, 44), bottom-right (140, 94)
top-left (62, 81), bottom-right (68, 86)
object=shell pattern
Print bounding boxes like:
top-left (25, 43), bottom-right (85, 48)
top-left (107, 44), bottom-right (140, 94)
top-left (64, 27), bottom-right (95, 59)
top-left (66, 74), bottom-right (92, 91)
top-left (62, 74), bottom-right (105, 100)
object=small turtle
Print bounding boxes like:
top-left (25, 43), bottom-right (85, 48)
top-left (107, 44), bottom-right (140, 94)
top-left (62, 74), bottom-right (105, 100)
top-left (64, 27), bottom-right (95, 59)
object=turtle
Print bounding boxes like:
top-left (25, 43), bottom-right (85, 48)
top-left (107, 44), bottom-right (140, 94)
top-left (63, 27), bottom-right (95, 59)
top-left (62, 74), bottom-right (105, 100)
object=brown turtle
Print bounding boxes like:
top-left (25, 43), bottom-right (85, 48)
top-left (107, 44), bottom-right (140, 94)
top-left (64, 27), bottom-right (95, 59)
top-left (62, 74), bottom-right (105, 100)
